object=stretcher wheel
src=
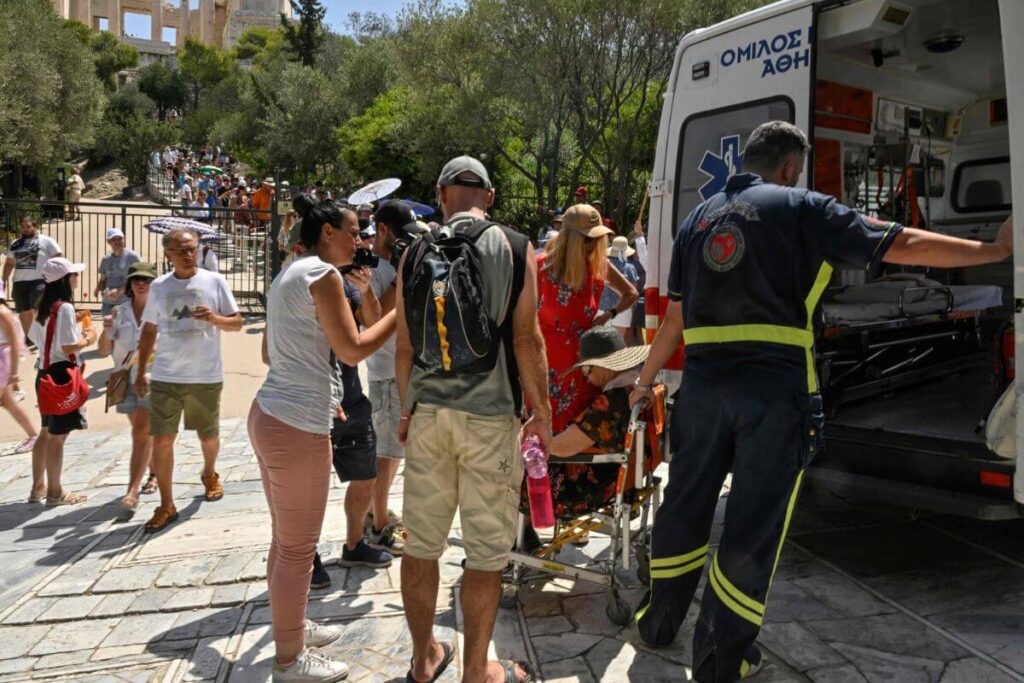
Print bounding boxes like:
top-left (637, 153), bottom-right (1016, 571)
top-left (500, 585), bottom-right (520, 610)
top-left (606, 596), bottom-right (633, 626)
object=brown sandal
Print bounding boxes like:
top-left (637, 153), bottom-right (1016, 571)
top-left (201, 472), bottom-right (223, 501)
top-left (144, 505), bottom-right (179, 533)
top-left (141, 474), bottom-right (158, 495)
top-left (46, 492), bottom-right (87, 507)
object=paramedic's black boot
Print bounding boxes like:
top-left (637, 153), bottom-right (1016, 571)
top-left (740, 645), bottom-right (763, 679)
top-left (634, 588), bottom-right (688, 647)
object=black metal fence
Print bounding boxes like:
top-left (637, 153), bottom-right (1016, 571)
top-left (0, 198), bottom-right (274, 312)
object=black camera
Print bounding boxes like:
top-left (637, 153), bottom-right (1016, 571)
top-left (338, 247), bottom-right (379, 274)
top-left (390, 239), bottom-right (410, 268)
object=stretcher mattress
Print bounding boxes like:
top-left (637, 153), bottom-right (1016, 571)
top-left (823, 285), bottom-right (1003, 325)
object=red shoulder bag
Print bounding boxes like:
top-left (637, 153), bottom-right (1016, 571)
top-left (37, 301), bottom-right (90, 416)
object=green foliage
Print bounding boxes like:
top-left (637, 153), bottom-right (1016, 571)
top-left (178, 37), bottom-right (234, 110)
top-left (233, 26), bottom-right (287, 62)
top-left (90, 31), bottom-right (139, 88)
top-left (137, 62), bottom-right (188, 120)
top-left (281, 0), bottom-right (326, 67)
top-left (0, 0), bottom-right (104, 169)
top-left (92, 85), bottom-right (177, 186)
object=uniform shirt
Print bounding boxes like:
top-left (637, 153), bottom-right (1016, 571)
top-left (667, 173), bottom-right (902, 365)
top-left (7, 234), bottom-right (61, 282)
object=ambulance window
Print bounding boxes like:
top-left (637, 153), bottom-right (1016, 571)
top-left (673, 97), bottom-right (794, 234)
top-left (951, 157), bottom-right (1011, 213)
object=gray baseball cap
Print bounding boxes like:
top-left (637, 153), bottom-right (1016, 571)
top-left (437, 156), bottom-right (492, 190)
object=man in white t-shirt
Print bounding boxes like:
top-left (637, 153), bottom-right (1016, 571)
top-left (135, 227), bottom-right (243, 533)
top-left (2, 217), bottom-right (63, 344)
top-left (363, 201), bottom-right (428, 553)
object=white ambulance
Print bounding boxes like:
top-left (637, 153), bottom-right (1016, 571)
top-left (646, 0), bottom-right (1022, 518)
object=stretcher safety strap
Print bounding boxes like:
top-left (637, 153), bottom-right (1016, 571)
top-left (649, 544), bottom-right (709, 579)
top-left (709, 554), bottom-right (765, 627)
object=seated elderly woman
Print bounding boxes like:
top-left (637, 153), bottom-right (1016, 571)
top-left (546, 327), bottom-right (650, 518)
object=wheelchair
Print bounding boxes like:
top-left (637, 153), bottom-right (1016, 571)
top-left (501, 385), bottom-right (667, 625)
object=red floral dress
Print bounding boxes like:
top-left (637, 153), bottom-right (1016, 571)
top-left (536, 252), bottom-right (605, 433)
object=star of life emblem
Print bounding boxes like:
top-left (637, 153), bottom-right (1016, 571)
top-left (698, 135), bottom-right (744, 201)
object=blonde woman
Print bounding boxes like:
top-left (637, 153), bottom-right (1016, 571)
top-left (537, 204), bottom-right (638, 434)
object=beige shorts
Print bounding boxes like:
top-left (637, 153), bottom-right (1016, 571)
top-left (149, 381), bottom-right (222, 438)
top-left (402, 405), bottom-right (522, 571)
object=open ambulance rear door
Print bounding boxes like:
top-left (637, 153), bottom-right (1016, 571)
top-left (1001, 0), bottom-right (1024, 507)
top-left (647, 0), bottom-right (816, 387)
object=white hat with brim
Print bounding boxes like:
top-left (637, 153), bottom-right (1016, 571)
top-left (41, 257), bottom-right (85, 283)
top-left (262, 177), bottom-right (275, 187)
top-left (563, 327), bottom-right (650, 378)
top-left (106, 227), bottom-right (125, 241)
top-left (572, 345), bottom-right (650, 373)
top-left (608, 235), bottom-right (635, 258)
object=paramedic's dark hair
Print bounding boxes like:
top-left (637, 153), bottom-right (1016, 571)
top-left (742, 121), bottom-right (810, 173)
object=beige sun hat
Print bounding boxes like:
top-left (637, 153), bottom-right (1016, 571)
top-left (570, 327), bottom-right (650, 374)
top-left (608, 235), bottom-right (635, 258)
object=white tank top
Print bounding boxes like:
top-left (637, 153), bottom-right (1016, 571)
top-left (256, 254), bottom-right (340, 434)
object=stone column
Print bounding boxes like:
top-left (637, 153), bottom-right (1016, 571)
top-left (176, 0), bottom-right (188, 46)
top-left (151, 0), bottom-right (163, 41)
top-left (75, 0), bottom-right (93, 25)
top-left (199, 0), bottom-right (214, 43)
top-left (108, 0), bottom-right (121, 35)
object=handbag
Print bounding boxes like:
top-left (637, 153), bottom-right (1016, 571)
top-left (37, 301), bottom-right (90, 416)
top-left (104, 349), bottom-right (136, 412)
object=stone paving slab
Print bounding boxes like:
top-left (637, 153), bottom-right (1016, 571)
top-left (2, 418), bottom-right (1024, 682)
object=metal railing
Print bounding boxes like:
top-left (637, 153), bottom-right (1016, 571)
top-left (1, 198), bottom-right (273, 311)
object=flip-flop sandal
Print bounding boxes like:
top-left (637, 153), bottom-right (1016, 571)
top-left (405, 641), bottom-right (456, 683)
top-left (141, 475), bottom-right (158, 495)
top-left (46, 492), bottom-right (87, 507)
top-left (499, 659), bottom-right (535, 683)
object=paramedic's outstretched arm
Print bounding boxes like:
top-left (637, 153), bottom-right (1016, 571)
top-left (884, 215), bottom-right (1013, 268)
top-left (514, 244), bottom-right (552, 450)
top-left (630, 300), bottom-right (683, 409)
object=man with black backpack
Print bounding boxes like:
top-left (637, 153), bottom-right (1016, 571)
top-left (396, 156), bottom-right (549, 683)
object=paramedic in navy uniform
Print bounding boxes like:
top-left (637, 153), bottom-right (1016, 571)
top-left (630, 121), bottom-right (1014, 682)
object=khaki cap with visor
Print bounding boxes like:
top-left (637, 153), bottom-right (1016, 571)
top-left (562, 204), bottom-right (613, 239)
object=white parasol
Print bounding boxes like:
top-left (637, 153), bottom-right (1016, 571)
top-left (347, 178), bottom-right (402, 206)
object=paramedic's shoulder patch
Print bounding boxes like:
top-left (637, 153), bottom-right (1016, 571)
top-left (702, 223), bottom-right (746, 272)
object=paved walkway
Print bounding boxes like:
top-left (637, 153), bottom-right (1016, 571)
top-left (1, 419), bottom-right (1023, 682)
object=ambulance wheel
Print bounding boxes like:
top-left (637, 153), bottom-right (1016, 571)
top-left (500, 586), bottom-right (520, 610)
top-left (606, 596), bottom-right (632, 626)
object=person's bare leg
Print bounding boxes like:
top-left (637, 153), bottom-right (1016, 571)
top-left (44, 433), bottom-right (68, 499)
top-left (31, 428), bottom-right (48, 494)
top-left (371, 457), bottom-right (401, 527)
top-left (345, 479), bottom-right (374, 549)
top-left (461, 568), bottom-right (509, 683)
top-left (199, 433), bottom-right (219, 478)
top-left (402, 555), bottom-right (445, 683)
top-left (151, 434), bottom-right (176, 509)
top-left (124, 410), bottom-right (153, 501)
top-left (1, 386), bottom-right (37, 438)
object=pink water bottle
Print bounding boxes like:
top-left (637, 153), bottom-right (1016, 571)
top-left (522, 434), bottom-right (555, 529)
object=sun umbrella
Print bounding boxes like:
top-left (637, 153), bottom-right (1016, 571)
top-left (144, 217), bottom-right (220, 243)
top-left (401, 199), bottom-right (436, 218)
top-left (198, 165), bottom-right (222, 175)
top-left (347, 178), bottom-right (401, 206)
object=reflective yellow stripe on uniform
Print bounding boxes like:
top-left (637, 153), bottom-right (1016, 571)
top-left (681, 262), bottom-right (834, 394)
top-left (650, 544), bottom-right (709, 579)
top-left (709, 554), bottom-right (764, 627)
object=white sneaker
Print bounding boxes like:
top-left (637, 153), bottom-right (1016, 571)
top-left (272, 648), bottom-right (349, 682)
top-left (304, 620), bottom-right (341, 648)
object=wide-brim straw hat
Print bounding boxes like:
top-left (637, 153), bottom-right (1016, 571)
top-left (567, 327), bottom-right (650, 375)
top-left (608, 235), bottom-right (635, 258)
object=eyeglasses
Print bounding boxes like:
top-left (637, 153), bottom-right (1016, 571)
top-left (166, 247), bottom-right (198, 256)
top-left (131, 277), bottom-right (154, 285)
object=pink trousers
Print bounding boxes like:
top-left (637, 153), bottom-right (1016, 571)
top-left (247, 401), bottom-right (332, 647)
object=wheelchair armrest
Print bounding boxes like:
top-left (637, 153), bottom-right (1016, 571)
top-left (552, 452), bottom-right (629, 465)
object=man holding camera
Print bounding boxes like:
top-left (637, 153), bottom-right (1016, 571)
top-left (363, 200), bottom-right (428, 553)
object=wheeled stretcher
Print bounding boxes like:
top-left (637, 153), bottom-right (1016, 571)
top-left (816, 277), bottom-right (1003, 416)
top-left (501, 386), bottom-right (667, 625)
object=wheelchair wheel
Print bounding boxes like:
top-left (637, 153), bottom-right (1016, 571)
top-left (500, 585), bottom-right (520, 610)
top-left (606, 595), bottom-right (633, 626)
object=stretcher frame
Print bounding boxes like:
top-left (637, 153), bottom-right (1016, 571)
top-left (501, 388), bottom-right (666, 625)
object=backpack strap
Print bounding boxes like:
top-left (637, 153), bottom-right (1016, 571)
top-left (43, 301), bottom-right (75, 371)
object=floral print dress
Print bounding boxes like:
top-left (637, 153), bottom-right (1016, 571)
top-left (536, 252), bottom-right (605, 433)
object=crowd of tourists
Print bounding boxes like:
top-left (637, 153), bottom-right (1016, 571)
top-left (6, 120), bottom-right (1016, 683)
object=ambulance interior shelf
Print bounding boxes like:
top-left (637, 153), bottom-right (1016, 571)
top-left (815, 274), bottom-right (1002, 417)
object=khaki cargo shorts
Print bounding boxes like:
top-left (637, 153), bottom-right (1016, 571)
top-left (402, 405), bottom-right (522, 571)
top-left (149, 381), bottom-right (223, 438)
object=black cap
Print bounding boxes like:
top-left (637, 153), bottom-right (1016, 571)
top-left (374, 200), bottom-right (425, 240)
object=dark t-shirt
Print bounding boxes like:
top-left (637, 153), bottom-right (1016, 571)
top-left (335, 279), bottom-right (371, 420)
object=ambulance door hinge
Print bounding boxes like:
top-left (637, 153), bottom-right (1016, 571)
top-left (648, 179), bottom-right (673, 198)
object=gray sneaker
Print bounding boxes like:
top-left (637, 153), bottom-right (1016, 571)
top-left (304, 620), bottom-right (341, 648)
top-left (272, 648), bottom-right (349, 682)
top-left (367, 523), bottom-right (405, 556)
